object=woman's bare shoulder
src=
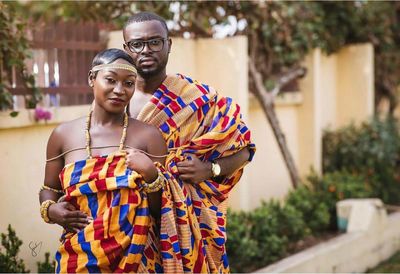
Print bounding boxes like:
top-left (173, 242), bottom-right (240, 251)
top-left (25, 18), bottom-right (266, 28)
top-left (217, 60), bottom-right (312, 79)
top-left (46, 117), bottom-right (86, 160)
top-left (127, 118), bottom-right (163, 140)
top-left (50, 117), bottom-right (86, 140)
top-left (127, 118), bottom-right (167, 158)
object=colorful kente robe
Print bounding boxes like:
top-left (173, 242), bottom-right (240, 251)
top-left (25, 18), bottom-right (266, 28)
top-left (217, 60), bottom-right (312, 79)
top-left (137, 74), bottom-right (256, 273)
top-left (55, 74), bottom-right (255, 273)
top-left (55, 152), bottom-right (166, 273)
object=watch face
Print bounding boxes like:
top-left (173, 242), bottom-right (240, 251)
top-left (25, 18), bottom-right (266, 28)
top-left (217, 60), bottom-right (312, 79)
top-left (213, 163), bottom-right (221, 176)
top-left (216, 164), bottom-right (221, 175)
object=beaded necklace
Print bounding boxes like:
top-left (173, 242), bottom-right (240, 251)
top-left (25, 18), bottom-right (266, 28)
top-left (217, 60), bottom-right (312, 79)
top-left (85, 110), bottom-right (128, 159)
top-left (46, 110), bottom-right (169, 162)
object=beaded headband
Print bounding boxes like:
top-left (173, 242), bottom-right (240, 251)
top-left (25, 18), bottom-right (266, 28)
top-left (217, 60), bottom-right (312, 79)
top-left (91, 63), bottom-right (137, 74)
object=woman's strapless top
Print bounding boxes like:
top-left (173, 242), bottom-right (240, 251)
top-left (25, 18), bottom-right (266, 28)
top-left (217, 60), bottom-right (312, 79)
top-left (55, 151), bottom-right (163, 273)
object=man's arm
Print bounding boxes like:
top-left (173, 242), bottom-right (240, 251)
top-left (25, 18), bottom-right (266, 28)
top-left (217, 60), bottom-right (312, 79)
top-left (177, 146), bottom-right (251, 184)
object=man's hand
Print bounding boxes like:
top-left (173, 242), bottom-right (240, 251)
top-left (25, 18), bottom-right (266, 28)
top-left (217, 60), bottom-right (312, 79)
top-left (176, 154), bottom-right (213, 184)
top-left (48, 202), bottom-right (92, 233)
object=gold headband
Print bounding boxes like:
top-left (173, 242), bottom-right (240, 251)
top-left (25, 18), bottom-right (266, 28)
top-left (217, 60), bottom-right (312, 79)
top-left (91, 63), bottom-right (137, 74)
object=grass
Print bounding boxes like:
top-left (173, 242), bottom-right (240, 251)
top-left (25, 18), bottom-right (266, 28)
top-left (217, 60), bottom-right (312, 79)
top-left (368, 250), bottom-right (400, 273)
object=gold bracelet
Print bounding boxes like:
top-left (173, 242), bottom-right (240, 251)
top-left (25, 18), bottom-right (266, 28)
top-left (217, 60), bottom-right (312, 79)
top-left (143, 170), bottom-right (165, 193)
top-left (40, 200), bottom-right (56, 224)
top-left (39, 185), bottom-right (64, 194)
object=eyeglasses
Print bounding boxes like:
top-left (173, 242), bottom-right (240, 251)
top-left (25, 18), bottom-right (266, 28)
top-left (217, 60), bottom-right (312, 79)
top-left (126, 38), bottom-right (168, 53)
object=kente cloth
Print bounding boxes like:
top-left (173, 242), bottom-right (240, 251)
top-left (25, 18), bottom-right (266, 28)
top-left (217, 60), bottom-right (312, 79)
top-left (137, 74), bottom-right (256, 273)
top-left (55, 152), bottom-right (165, 273)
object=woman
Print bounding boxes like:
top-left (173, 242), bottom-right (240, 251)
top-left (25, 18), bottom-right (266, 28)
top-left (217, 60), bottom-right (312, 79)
top-left (39, 48), bottom-right (167, 272)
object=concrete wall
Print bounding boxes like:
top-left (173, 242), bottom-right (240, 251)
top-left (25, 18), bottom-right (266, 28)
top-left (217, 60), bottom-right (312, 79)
top-left (296, 44), bottom-right (374, 179)
top-left (245, 43), bottom-right (374, 208)
top-left (0, 106), bottom-right (89, 271)
top-left (246, 95), bottom-right (300, 208)
top-left (257, 199), bottom-right (399, 273)
top-left (336, 44), bottom-right (374, 127)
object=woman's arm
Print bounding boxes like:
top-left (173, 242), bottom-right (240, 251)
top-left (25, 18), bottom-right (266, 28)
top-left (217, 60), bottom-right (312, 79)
top-left (40, 126), bottom-right (89, 233)
top-left (40, 128), bottom-right (64, 204)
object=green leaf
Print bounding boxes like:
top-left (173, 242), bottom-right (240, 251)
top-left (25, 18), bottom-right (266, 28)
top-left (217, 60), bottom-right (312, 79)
top-left (9, 111), bottom-right (19, 117)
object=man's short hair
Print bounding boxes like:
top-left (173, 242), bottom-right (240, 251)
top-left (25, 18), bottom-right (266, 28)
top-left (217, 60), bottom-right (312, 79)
top-left (123, 12), bottom-right (169, 35)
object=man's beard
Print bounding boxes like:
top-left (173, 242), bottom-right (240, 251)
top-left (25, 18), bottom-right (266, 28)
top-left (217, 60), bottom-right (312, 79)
top-left (137, 58), bottom-right (168, 79)
top-left (138, 66), bottom-right (163, 78)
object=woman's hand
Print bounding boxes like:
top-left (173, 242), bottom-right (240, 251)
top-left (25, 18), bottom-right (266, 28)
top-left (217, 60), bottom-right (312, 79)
top-left (126, 148), bottom-right (158, 182)
top-left (48, 202), bottom-right (92, 233)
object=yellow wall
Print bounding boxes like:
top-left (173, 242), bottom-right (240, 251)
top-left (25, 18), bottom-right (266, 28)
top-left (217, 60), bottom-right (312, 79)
top-left (320, 53), bottom-right (338, 130)
top-left (0, 35), bottom-right (374, 268)
top-left (0, 106), bottom-right (90, 271)
top-left (0, 124), bottom-right (61, 271)
top-left (243, 43), bottom-right (374, 207)
top-left (297, 49), bottom-right (323, 176)
top-left (336, 44), bottom-right (374, 127)
top-left (246, 96), bottom-right (299, 208)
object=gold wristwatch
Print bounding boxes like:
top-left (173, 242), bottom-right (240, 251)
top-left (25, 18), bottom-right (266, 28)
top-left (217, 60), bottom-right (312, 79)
top-left (211, 160), bottom-right (221, 177)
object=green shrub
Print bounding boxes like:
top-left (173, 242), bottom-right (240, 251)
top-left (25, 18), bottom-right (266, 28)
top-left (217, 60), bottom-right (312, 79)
top-left (0, 225), bottom-right (29, 273)
top-left (227, 170), bottom-right (373, 272)
top-left (323, 116), bottom-right (400, 204)
top-left (309, 171), bottom-right (373, 229)
top-left (249, 201), bottom-right (289, 268)
top-left (227, 200), bottom-right (308, 272)
top-left (226, 210), bottom-right (259, 272)
top-left (227, 117), bottom-right (400, 272)
top-left (286, 184), bottom-right (331, 233)
top-left (226, 202), bottom-right (289, 272)
top-left (37, 252), bottom-right (55, 273)
top-left (279, 203), bottom-right (309, 242)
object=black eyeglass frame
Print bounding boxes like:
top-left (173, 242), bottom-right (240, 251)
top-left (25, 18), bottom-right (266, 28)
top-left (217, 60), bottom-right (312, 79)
top-left (125, 38), bottom-right (169, 53)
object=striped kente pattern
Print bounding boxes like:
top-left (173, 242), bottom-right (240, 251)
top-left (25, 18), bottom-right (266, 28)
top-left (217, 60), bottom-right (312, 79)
top-left (137, 74), bottom-right (256, 273)
top-left (55, 152), bottom-right (164, 273)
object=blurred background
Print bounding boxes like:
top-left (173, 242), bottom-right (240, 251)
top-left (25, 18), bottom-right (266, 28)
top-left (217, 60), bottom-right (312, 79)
top-left (0, 1), bottom-right (399, 272)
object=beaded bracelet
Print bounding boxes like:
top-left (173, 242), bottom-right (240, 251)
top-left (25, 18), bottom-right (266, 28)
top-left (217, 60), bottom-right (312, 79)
top-left (143, 170), bottom-right (165, 193)
top-left (40, 200), bottom-right (56, 224)
top-left (39, 185), bottom-right (64, 194)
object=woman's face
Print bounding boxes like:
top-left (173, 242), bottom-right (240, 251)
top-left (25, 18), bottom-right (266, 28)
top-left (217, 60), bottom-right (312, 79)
top-left (89, 58), bottom-right (136, 114)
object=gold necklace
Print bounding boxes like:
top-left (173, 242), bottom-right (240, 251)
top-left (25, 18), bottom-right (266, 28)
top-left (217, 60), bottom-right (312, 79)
top-left (85, 110), bottom-right (128, 158)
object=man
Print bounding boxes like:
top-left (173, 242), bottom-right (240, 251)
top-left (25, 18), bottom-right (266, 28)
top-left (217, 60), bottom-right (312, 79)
top-left (123, 12), bottom-right (255, 273)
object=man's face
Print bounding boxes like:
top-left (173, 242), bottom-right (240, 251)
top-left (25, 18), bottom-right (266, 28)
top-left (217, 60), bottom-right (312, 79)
top-left (123, 20), bottom-right (171, 79)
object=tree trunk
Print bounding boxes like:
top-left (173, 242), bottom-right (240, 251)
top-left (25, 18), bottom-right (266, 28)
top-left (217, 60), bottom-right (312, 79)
top-left (249, 60), bottom-right (301, 188)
